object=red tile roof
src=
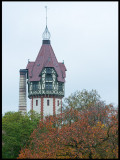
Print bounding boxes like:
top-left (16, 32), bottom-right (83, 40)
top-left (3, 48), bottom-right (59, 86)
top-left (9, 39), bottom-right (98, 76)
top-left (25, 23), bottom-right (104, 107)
top-left (59, 63), bottom-right (67, 78)
top-left (26, 62), bottom-right (34, 77)
top-left (26, 43), bottom-right (66, 82)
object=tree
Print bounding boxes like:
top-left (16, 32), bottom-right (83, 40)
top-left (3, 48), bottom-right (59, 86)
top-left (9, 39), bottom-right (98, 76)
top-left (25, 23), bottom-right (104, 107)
top-left (62, 89), bottom-right (111, 126)
top-left (2, 110), bottom-right (40, 159)
top-left (63, 89), bottom-right (102, 111)
top-left (17, 104), bottom-right (118, 159)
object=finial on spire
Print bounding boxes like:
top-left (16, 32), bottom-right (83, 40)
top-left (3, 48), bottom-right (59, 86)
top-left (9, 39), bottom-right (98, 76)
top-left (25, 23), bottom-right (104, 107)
top-left (42, 6), bottom-right (51, 41)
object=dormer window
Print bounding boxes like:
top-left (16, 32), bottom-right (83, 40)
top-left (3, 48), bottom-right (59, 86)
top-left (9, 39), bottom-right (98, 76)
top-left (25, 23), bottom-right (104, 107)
top-left (45, 68), bottom-right (52, 81)
top-left (46, 68), bottom-right (52, 74)
top-left (46, 74), bottom-right (52, 81)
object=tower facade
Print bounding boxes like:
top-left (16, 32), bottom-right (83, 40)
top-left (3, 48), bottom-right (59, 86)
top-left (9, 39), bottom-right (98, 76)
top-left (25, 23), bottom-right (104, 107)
top-left (19, 21), bottom-right (67, 117)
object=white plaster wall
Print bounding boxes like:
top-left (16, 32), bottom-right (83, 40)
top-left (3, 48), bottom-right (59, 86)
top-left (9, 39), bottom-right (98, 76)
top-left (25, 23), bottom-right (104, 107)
top-left (55, 98), bottom-right (62, 115)
top-left (32, 97), bottom-right (62, 116)
top-left (44, 98), bottom-right (53, 117)
top-left (33, 98), bottom-right (41, 114)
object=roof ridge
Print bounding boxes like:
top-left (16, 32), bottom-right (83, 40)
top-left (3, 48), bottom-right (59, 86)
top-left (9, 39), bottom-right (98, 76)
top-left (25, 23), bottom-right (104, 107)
top-left (31, 61), bottom-right (35, 78)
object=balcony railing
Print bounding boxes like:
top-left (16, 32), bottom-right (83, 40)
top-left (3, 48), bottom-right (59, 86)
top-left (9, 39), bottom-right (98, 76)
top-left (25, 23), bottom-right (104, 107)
top-left (28, 89), bottom-right (64, 97)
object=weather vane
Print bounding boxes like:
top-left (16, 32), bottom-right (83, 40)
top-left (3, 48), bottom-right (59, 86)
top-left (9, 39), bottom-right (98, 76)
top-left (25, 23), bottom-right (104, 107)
top-left (42, 6), bottom-right (51, 40)
top-left (45, 6), bottom-right (47, 26)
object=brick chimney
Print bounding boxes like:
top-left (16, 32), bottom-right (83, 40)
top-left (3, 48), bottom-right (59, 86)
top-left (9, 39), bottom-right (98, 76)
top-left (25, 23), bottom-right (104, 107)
top-left (19, 69), bottom-right (27, 113)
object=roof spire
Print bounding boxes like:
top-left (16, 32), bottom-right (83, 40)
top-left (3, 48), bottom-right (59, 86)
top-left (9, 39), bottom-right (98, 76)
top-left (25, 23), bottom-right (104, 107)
top-left (42, 6), bottom-right (51, 42)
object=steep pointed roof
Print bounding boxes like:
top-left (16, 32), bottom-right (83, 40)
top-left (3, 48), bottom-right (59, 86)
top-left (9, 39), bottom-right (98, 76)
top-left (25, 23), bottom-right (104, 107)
top-left (26, 42), bottom-right (66, 82)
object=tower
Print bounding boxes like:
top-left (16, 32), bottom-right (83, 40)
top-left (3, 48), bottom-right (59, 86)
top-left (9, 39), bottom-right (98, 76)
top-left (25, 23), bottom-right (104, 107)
top-left (19, 7), bottom-right (67, 118)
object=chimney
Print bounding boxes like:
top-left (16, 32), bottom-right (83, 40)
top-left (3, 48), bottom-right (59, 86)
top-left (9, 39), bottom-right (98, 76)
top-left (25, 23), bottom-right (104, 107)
top-left (19, 69), bottom-right (27, 114)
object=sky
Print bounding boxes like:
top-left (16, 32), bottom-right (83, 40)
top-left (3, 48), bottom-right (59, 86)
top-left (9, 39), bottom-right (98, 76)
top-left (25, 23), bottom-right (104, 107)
top-left (2, 2), bottom-right (118, 115)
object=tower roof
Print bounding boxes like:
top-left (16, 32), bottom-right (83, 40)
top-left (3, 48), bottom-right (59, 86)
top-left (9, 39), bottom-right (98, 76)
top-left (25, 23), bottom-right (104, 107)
top-left (26, 6), bottom-right (66, 82)
top-left (26, 43), bottom-right (66, 82)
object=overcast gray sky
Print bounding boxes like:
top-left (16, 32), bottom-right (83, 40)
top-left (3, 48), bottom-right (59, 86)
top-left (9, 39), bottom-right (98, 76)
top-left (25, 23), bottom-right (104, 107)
top-left (2, 2), bottom-right (118, 115)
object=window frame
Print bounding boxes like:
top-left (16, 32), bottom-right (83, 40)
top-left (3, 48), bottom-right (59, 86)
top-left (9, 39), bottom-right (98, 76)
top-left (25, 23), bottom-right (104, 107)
top-left (46, 68), bottom-right (52, 74)
top-left (46, 74), bottom-right (52, 81)
top-left (58, 82), bottom-right (63, 91)
top-left (45, 82), bottom-right (53, 90)
top-left (32, 82), bottom-right (39, 91)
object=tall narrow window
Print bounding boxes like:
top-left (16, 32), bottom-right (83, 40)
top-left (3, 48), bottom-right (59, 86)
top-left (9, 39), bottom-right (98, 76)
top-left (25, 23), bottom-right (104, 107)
top-left (32, 82), bottom-right (39, 91)
top-left (47, 100), bottom-right (49, 106)
top-left (58, 82), bottom-right (63, 91)
top-left (57, 100), bottom-right (59, 106)
top-left (36, 100), bottom-right (38, 106)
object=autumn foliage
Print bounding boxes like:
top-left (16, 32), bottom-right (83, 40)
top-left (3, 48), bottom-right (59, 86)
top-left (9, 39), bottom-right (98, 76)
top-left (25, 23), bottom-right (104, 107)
top-left (18, 104), bottom-right (118, 159)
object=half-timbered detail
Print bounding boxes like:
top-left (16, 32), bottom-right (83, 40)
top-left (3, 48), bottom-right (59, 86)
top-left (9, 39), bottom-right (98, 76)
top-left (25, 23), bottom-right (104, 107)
top-left (19, 10), bottom-right (67, 117)
top-left (27, 67), bottom-right (64, 98)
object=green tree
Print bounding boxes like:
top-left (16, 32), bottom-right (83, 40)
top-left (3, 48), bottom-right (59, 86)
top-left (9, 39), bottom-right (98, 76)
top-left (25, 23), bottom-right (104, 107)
top-left (2, 110), bottom-right (40, 159)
